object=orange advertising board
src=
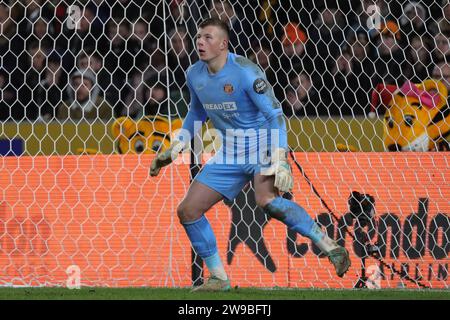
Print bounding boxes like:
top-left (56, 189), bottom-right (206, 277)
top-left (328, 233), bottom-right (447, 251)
top-left (0, 153), bottom-right (448, 288)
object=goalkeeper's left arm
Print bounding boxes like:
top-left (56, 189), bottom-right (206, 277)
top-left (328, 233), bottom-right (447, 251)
top-left (150, 79), bottom-right (207, 177)
top-left (243, 65), bottom-right (292, 192)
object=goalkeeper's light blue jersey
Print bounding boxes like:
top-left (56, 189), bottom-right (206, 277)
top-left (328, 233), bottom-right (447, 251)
top-left (180, 52), bottom-right (287, 162)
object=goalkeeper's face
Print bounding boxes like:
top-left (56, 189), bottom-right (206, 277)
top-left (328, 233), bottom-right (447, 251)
top-left (196, 26), bottom-right (228, 62)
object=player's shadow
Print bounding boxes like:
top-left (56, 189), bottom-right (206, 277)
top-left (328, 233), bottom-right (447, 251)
top-left (223, 181), bottom-right (285, 273)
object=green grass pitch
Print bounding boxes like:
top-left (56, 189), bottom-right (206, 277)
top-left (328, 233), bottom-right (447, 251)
top-left (0, 287), bottom-right (448, 300)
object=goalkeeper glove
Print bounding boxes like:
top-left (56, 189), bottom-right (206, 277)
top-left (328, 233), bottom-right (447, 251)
top-left (149, 140), bottom-right (185, 177)
top-left (261, 148), bottom-right (293, 193)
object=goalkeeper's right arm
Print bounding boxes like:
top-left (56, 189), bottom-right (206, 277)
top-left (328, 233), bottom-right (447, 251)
top-left (150, 77), bottom-right (207, 177)
top-left (149, 139), bottom-right (185, 176)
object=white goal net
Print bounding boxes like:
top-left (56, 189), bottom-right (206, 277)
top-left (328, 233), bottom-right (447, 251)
top-left (0, 0), bottom-right (448, 289)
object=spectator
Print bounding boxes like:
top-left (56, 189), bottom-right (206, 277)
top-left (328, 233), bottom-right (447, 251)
top-left (438, 1), bottom-right (450, 34)
top-left (167, 26), bottom-right (195, 92)
top-left (431, 60), bottom-right (450, 151)
top-left (116, 20), bottom-right (134, 73)
top-left (77, 52), bottom-right (90, 71)
top-left (432, 32), bottom-right (450, 64)
top-left (111, 0), bottom-right (150, 23)
top-left (167, 26), bottom-right (195, 117)
top-left (372, 20), bottom-right (411, 86)
top-left (144, 50), bottom-right (167, 86)
top-left (0, 69), bottom-right (17, 121)
top-left (438, 20), bottom-right (450, 38)
top-left (121, 49), bottom-right (167, 119)
top-left (373, 0), bottom-right (394, 18)
top-left (120, 74), bottom-right (148, 119)
top-left (328, 51), bottom-right (358, 116)
top-left (120, 81), bottom-right (182, 120)
top-left (122, 72), bottom-right (151, 120)
top-left (26, 16), bottom-right (55, 49)
top-left (209, 0), bottom-right (254, 56)
top-left (16, 43), bottom-right (48, 121)
top-left (249, 43), bottom-right (271, 72)
top-left (283, 72), bottom-right (325, 117)
top-left (280, 22), bottom-right (309, 69)
top-left (104, 19), bottom-right (132, 115)
top-left (76, 50), bottom-right (110, 97)
top-left (89, 0), bottom-right (111, 24)
top-left (347, 0), bottom-right (383, 39)
top-left (316, 28), bottom-right (377, 116)
top-left (151, 81), bottom-right (188, 118)
top-left (129, 19), bottom-right (156, 56)
top-left (131, 19), bottom-right (151, 44)
top-left (167, 0), bottom-right (185, 33)
top-left (0, 4), bottom-right (16, 55)
top-left (38, 52), bottom-right (66, 121)
top-left (73, 4), bottom-right (104, 50)
top-left (308, 7), bottom-right (349, 115)
top-left (347, 31), bottom-right (377, 114)
top-left (265, 0), bottom-right (316, 36)
top-left (60, 4), bottom-right (109, 75)
top-left (309, 7), bottom-right (348, 75)
top-left (407, 35), bottom-right (434, 82)
top-left (104, 19), bottom-right (124, 74)
top-left (248, 42), bottom-right (277, 92)
top-left (145, 83), bottom-right (167, 117)
top-left (65, 5), bottom-right (97, 51)
top-left (18, 0), bottom-right (54, 39)
top-left (429, 1), bottom-right (450, 35)
top-left (432, 60), bottom-right (450, 94)
top-left (273, 22), bottom-right (313, 102)
top-left (327, 45), bottom-right (375, 117)
top-left (57, 69), bottom-right (113, 122)
top-left (22, 0), bottom-right (53, 20)
top-left (400, 2), bottom-right (429, 42)
top-left (3, 3), bottom-right (30, 75)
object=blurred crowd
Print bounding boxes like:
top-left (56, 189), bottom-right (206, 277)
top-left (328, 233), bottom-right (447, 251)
top-left (0, 0), bottom-right (449, 122)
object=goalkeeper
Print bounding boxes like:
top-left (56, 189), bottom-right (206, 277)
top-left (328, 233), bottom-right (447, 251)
top-left (150, 18), bottom-right (350, 291)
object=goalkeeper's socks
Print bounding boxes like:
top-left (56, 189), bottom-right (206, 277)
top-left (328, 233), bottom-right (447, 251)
top-left (313, 230), bottom-right (339, 254)
top-left (204, 252), bottom-right (228, 281)
top-left (182, 215), bottom-right (218, 257)
top-left (263, 197), bottom-right (322, 241)
top-left (182, 215), bottom-right (227, 281)
top-left (263, 197), bottom-right (338, 253)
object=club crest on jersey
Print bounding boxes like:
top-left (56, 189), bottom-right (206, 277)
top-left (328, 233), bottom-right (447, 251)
top-left (223, 83), bottom-right (234, 94)
top-left (253, 78), bottom-right (268, 94)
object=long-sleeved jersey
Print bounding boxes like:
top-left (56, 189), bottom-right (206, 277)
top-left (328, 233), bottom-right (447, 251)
top-left (179, 52), bottom-right (287, 163)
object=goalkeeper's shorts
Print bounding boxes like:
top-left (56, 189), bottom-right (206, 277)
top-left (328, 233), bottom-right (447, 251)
top-left (194, 162), bottom-right (266, 201)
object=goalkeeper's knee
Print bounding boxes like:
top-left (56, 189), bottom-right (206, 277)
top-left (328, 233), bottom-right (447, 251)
top-left (177, 200), bottom-right (204, 223)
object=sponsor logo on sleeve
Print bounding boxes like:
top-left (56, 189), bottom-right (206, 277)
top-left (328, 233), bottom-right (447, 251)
top-left (253, 78), bottom-right (269, 94)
